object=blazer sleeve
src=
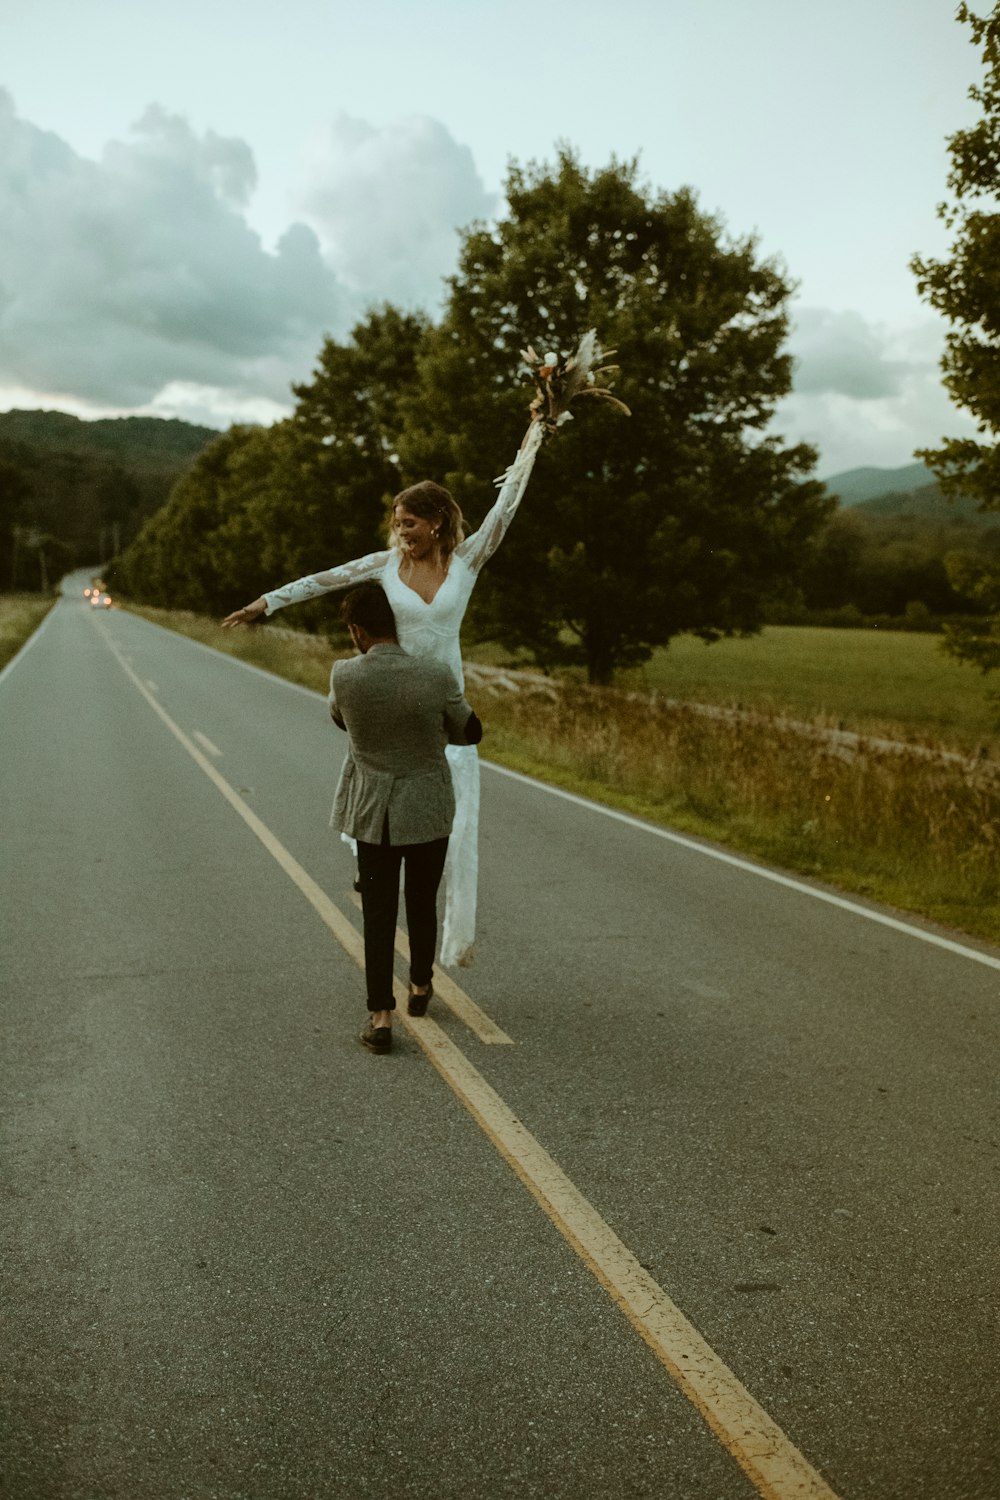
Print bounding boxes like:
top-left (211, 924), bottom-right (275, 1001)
top-left (441, 668), bottom-right (482, 745)
top-left (328, 659), bottom-right (347, 730)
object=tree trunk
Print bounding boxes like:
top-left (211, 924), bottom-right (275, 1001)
top-left (586, 639), bottom-right (614, 686)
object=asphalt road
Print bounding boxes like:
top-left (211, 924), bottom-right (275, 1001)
top-left (1, 581), bottom-right (998, 1500)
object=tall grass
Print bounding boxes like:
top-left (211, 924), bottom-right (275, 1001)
top-left (610, 627), bottom-right (1000, 756)
top-left (123, 604), bottom-right (1000, 946)
top-left (0, 594), bottom-right (55, 671)
top-left (467, 670), bottom-right (1000, 944)
top-left (471, 626), bottom-right (1000, 757)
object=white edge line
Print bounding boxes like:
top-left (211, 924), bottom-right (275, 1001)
top-left (122, 610), bottom-right (1000, 975)
top-left (483, 762), bottom-right (1000, 974)
top-left (192, 730), bottom-right (223, 758)
top-left (0, 598), bottom-right (58, 688)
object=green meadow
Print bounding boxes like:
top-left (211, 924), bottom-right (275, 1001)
top-left (473, 624), bottom-right (1000, 758)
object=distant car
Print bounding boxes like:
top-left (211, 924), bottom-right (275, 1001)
top-left (89, 592), bottom-right (112, 609)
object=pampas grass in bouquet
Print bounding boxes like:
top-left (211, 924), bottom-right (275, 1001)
top-left (521, 329), bottom-right (631, 433)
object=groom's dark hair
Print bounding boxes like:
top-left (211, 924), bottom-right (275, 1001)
top-left (340, 581), bottom-right (398, 641)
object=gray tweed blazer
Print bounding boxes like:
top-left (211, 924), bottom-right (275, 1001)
top-left (328, 644), bottom-right (478, 845)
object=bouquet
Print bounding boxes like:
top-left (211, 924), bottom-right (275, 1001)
top-left (521, 329), bottom-right (631, 432)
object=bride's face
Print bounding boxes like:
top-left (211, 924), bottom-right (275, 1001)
top-left (394, 507), bottom-right (438, 559)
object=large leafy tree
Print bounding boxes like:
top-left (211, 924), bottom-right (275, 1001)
top-left (0, 453), bottom-right (32, 588)
top-left (112, 424), bottom-right (263, 612)
top-left (912, 2), bottom-right (1000, 676)
top-left (115, 306), bottom-right (428, 619)
top-left (400, 150), bottom-right (830, 682)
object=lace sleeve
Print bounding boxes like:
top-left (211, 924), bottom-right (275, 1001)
top-left (455, 421), bottom-right (545, 576)
top-left (263, 550), bottom-right (391, 615)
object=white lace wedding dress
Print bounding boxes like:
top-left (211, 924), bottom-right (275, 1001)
top-left (261, 421), bottom-right (545, 966)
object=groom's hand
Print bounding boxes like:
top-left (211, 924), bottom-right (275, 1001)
top-left (464, 711), bottom-right (483, 745)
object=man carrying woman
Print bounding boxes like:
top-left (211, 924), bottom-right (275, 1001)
top-left (328, 581), bottom-right (482, 1052)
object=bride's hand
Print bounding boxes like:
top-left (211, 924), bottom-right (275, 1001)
top-left (222, 597), bottom-right (267, 628)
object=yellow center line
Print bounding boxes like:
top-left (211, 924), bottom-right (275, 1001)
top-left (347, 890), bottom-right (512, 1044)
top-left (105, 625), bottom-right (842, 1500)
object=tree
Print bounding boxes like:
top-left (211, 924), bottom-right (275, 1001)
top-left (114, 306), bottom-right (429, 620)
top-left (912, 3), bottom-right (1000, 676)
top-left (112, 424), bottom-right (263, 612)
top-left (399, 149), bottom-right (831, 682)
top-left (0, 454), bottom-right (32, 588)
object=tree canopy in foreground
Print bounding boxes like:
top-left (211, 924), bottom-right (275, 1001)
top-left (912, 2), bottom-right (1000, 679)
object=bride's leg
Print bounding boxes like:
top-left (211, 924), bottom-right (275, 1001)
top-left (439, 744), bottom-right (480, 967)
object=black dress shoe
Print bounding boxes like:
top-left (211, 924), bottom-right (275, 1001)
top-left (407, 983), bottom-right (433, 1017)
top-left (359, 1020), bottom-right (392, 1053)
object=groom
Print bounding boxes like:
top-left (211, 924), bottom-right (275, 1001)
top-left (328, 582), bottom-right (482, 1053)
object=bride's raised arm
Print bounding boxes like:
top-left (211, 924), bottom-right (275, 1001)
top-left (455, 418), bottom-right (546, 577)
top-left (221, 549), bottom-right (391, 627)
top-left (455, 330), bottom-right (628, 578)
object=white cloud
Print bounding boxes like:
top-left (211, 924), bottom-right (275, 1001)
top-left (788, 308), bottom-right (908, 400)
top-left (0, 90), bottom-right (347, 409)
top-left (296, 113), bottom-right (496, 312)
top-left (0, 94), bottom-right (494, 422)
top-left (144, 381), bottom-right (291, 429)
top-left (774, 312), bottom-right (978, 476)
top-left (0, 91), bottom-right (974, 477)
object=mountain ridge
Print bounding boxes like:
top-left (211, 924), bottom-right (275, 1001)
top-left (0, 407), bottom-right (218, 459)
top-left (821, 461), bottom-right (935, 507)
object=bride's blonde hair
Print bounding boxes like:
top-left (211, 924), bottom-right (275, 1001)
top-left (388, 480), bottom-right (465, 559)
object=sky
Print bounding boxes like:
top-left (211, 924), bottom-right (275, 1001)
top-left (0, 0), bottom-right (986, 478)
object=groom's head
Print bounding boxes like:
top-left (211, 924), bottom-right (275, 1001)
top-left (340, 582), bottom-right (398, 654)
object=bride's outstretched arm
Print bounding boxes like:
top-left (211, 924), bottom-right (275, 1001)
top-left (456, 418), bottom-right (546, 576)
top-left (221, 549), bottom-right (391, 627)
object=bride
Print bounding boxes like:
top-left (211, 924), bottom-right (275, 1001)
top-left (222, 418), bottom-right (545, 967)
top-left (222, 332), bottom-right (624, 966)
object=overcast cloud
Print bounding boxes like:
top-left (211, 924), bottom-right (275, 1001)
top-left (776, 313), bottom-right (975, 478)
top-left (296, 113), bottom-right (495, 310)
top-left (0, 88), bottom-right (966, 472)
top-left (0, 91), bottom-right (490, 419)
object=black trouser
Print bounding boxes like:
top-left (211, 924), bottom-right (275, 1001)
top-left (355, 829), bottom-right (449, 1012)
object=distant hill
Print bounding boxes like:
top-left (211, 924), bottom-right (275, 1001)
top-left (854, 481), bottom-right (998, 529)
top-left (0, 408), bottom-right (217, 464)
top-left (821, 459), bottom-right (1000, 529)
top-left (0, 409), bottom-right (221, 586)
top-left (822, 462), bottom-right (936, 507)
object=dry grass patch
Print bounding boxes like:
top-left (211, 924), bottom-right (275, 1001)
top-left (470, 625), bottom-right (1000, 757)
top-left (466, 668), bottom-right (1000, 946)
top-left (0, 594), bottom-right (56, 671)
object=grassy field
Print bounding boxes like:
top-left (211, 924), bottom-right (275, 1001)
top-left (124, 605), bottom-right (1000, 946)
top-left (0, 594), bottom-right (56, 671)
top-left (471, 626), bottom-right (1000, 757)
top-left (468, 671), bottom-right (1000, 944)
